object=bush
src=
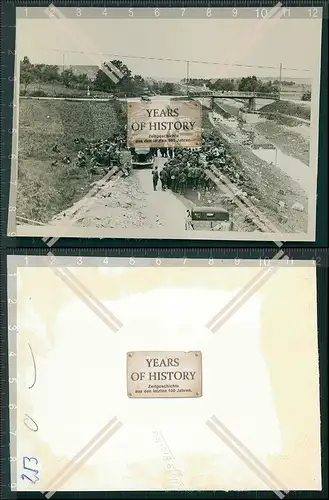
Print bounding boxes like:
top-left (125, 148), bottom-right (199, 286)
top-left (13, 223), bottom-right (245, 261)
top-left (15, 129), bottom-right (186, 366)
top-left (29, 90), bottom-right (48, 97)
top-left (301, 91), bottom-right (311, 102)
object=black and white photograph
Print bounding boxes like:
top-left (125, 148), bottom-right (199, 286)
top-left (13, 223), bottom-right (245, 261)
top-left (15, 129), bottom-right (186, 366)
top-left (8, 6), bottom-right (323, 240)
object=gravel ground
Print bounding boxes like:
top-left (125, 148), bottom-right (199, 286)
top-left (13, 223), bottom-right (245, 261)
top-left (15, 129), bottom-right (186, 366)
top-left (50, 174), bottom-right (155, 229)
top-left (50, 166), bottom-right (187, 232)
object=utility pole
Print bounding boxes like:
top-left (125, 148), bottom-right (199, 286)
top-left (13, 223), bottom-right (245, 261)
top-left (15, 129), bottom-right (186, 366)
top-left (278, 62), bottom-right (282, 100)
top-left (62, 51), bottom-right (66, 72)
top-left (186, 61), bottom-right (190, 96)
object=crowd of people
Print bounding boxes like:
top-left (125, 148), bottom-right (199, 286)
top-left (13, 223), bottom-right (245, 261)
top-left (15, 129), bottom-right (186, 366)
top-left (51, 133), bottom-right (128, 174)
top-left (151, 131), bottom-right (236, 194)
top-left (50, 127), bottom-right (238, 196)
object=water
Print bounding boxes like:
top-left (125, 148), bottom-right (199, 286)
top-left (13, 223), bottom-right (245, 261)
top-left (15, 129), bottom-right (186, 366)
top-left (211, 111), bottom-right (312, 193)
top-left (252, 147), bottom-right (311, 193)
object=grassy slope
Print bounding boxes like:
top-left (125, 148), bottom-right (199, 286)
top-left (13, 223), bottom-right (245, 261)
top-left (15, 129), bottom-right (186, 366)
top-left (17, 99), bottom-right (126, 223)
top-left (258, 100), bottom-right (311, 121)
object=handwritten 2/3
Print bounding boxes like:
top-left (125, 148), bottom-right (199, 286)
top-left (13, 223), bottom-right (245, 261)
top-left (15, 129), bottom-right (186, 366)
top-left (21, 456), bottom-right (39, 484)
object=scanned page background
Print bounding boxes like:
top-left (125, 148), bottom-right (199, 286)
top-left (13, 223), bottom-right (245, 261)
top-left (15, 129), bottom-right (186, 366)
top-left (14, 264), bottom-right (321, 491)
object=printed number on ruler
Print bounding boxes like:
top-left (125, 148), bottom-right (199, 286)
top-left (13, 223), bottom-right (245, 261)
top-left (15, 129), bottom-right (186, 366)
top-left (308, 8), bottom-right (319, 17)
top-left (260, 257), bottom-right (271, 267)
top-left (255, 8), bottom-right (268, 18)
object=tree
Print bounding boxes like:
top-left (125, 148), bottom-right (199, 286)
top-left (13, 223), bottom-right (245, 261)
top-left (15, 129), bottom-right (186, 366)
top-left (161, 82), bottom-right (175, 95)
top-left (110, 60), bottom-right (132, 80)
top-left (132, 74), bottom-right (146, 95)
top-left (77, 73), bottom-right (90, 87)
top-left (67, 72), bottom-right (90, 89)
top-left (61, 68), bottom-right (76, 88)
top-left (42, 64), bottom-right (60, 82)
top-left (301, 90), bottom-right (311, 101)
top-left (20, 57), bottom-right (35, 92)
top-left (150, 80), bottom-right (161, 95)
top-left (20, 58), bottom-right (61, 91)
top-left (22, 56), bottom-right (31, 66)
top-left (94, 60), bottom-right (134, 94)
top-left (258, 80), bottom-right (279, 94)
top-left (34, 63), bottom-right (46, 79)
top-left (21, 67), bottom-right (35, 92)
top-left (210, 78), bottom-right (236, 91)
top-left (238, 76), bottom-right (259, 92)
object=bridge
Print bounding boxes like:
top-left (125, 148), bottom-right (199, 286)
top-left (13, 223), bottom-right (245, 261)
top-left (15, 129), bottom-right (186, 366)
top-left (186, 90), bottom-right (280, 111)
top-left (188, 90), bottom-right (280, 99)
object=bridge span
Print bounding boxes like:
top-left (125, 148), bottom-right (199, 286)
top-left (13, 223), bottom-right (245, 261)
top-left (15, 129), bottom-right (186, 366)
top-left (186, 90), bottom-right (280, 112)
top-left (188, 90), bottom-right (280, 99)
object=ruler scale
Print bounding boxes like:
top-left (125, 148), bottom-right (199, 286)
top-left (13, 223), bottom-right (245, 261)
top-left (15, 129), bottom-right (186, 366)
top-left (4, 246), bottom-right (329, 266)
top-left (9, 1), bottom-right (329, 17)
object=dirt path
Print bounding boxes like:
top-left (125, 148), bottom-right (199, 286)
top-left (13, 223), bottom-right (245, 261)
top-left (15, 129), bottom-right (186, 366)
top-left (49, 157), bottom-right (187, 232)
top-left (134, 156), bottom-right (187, 232)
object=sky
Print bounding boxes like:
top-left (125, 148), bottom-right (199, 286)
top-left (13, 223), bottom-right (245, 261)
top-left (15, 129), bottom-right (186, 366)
top-left (16, 9), bottom-right (322, 80)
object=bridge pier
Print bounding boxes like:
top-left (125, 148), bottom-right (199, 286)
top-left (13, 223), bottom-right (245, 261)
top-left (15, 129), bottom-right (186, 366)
top-left (248, 97), bottom-right (256, 112)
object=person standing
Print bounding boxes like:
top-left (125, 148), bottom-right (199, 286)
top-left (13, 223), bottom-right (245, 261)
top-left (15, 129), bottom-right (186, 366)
top-left (159, 168), bottom-right (167, 190)
top-left (185, 210), bottom-right (194, 230)
top-left (152, 166), bottom-right (159, 191)
top-left (170, 165), bottom-right (179, 192)
top-left (178, 171), bottom-right (187, 194)
top-left (160, 147), bottom-right (166, 158)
